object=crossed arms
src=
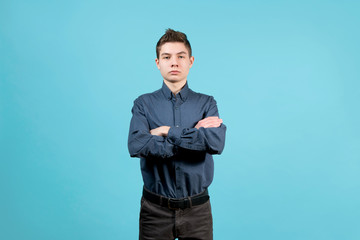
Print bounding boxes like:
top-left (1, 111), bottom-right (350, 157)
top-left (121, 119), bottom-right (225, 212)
top-left (150, 116), bottom-right (223, 137)
top-left (128, 97), bottom-right (226, 159)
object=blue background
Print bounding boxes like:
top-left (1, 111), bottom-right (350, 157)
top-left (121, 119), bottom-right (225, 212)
top-left (1, 0), bottom-right (359, 239)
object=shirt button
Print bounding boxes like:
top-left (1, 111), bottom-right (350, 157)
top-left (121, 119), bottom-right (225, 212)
top-left (176, 125), bottom-right (179, 127)
top-left (175, 107), bottom-right (178, 110)
top-left (176, 167), bottom-right (180, 170)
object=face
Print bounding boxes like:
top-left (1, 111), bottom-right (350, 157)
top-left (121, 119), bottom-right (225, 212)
top-left (155, 42), bottom-right (194, 84)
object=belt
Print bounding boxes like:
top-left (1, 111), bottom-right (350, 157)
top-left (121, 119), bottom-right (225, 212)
top-left (142, 188), bottom-right (209, 210)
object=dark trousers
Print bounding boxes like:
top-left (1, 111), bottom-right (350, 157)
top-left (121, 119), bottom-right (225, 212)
top-left (139, 197), bottom-right (213, 240)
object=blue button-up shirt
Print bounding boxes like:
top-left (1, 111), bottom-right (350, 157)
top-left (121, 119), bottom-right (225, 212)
top-left (128, 82), bottom-right (226, 199)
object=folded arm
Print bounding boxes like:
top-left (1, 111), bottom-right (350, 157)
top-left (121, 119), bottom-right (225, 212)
top-left (167, 99), bottom-right (226, 154)
top-left (128, 100), bottom-right (176, 158)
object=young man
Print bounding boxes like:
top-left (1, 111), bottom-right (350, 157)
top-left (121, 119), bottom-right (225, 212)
top-left (128, 29), bottom-right (226, 240)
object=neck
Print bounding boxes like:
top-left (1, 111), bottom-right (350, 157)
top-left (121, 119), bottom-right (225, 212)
top-left (164, 80), bottom-right (187, 95)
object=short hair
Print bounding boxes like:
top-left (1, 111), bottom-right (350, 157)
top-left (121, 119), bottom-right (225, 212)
top-left (156, 28), bottom-right (192, 59)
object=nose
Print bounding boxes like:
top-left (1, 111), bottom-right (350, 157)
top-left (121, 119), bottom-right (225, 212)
top-left (171, 57), bottom-right (179, 67)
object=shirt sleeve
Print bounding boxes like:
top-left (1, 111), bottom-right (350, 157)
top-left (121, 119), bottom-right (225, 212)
top-left (128, 98), bottom-right (176, 158)
top-left (167, 96), bottom-right (226, 154)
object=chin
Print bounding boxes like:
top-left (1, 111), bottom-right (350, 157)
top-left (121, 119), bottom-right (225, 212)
top-left (165, 78), bottom-right (182, 83)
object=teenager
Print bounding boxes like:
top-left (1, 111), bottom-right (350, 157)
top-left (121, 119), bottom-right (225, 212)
top-left (128, 29), bottom-right (226, 240)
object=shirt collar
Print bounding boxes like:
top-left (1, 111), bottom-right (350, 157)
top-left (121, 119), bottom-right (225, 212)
top-left (161, 81), bottom-right (190, 101)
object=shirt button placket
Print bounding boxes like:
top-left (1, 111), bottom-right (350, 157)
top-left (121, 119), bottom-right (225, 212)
top-left (173, 98), bottom-right (181, 134)
top-left (174, 99), bottom-right (182, 196)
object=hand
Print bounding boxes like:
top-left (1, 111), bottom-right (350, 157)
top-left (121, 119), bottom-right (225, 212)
top-left (195, 116), bottom-right (223, 129)
top-left (150, 126), bottom-right (170, 136)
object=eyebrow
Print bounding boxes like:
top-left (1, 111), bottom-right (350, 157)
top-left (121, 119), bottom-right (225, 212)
top-left (161, 51), bottom-right (188, 56)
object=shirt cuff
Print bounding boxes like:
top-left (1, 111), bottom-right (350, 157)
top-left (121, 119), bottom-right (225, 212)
top-left (167, 126), bottom-right (182, 145)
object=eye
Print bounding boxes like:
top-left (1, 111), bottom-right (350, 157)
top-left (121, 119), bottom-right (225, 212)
top-left (163, 56), bottom-right (170, 59)
top-left (179, 56), bottom-right (184, 59)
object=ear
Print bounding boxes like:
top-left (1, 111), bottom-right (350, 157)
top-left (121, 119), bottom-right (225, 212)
top-left (189, 56), bottom-right (194, 68)
top-left (155, 58), bottom-right (160, 69)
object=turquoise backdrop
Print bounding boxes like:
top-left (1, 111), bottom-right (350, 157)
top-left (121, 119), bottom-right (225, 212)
top-left (1, 0), bottom-right (359, 239)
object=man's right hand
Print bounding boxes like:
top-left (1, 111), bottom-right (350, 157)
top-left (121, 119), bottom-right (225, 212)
top-left (195, 116), bottom-right (223, 129)
top-left (150, 126), bottom-right (170, 137)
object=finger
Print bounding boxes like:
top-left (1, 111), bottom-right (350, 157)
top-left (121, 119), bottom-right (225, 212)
top-left (196, 117), bottom-right (220, 125)
top-left (202, 119), bottom-right (222, 125)
top-left (203, 122), bottom-right (222, 128)
top-left (203, 117), bottom-right (222, 121)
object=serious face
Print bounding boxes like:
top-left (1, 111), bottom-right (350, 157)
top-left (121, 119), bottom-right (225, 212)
top-left (155, 42), bottom-right (194, 84)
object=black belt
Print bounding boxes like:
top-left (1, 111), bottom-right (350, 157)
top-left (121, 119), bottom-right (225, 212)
top-left (142, 188), bottom-right (209, 210)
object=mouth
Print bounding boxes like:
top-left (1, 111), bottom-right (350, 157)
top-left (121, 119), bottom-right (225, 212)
top-left (170, 71), bottom-right (180, 74)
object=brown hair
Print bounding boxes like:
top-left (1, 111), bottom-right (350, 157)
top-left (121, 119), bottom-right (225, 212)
top-left (156, 28), bottom-right (192, 58)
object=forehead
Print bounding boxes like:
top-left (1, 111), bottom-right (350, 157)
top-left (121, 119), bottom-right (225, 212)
top-left (159, 42), bottom-right (189, 55)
